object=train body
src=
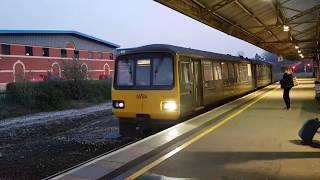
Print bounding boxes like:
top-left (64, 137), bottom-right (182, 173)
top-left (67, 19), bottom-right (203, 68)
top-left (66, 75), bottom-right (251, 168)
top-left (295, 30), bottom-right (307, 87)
top-left (112, 44), bottom-right (272, 133)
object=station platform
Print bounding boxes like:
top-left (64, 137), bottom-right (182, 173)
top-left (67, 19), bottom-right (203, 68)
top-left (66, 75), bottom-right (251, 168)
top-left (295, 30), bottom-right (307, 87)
top-left (52, 78), bottom-right (320, 180)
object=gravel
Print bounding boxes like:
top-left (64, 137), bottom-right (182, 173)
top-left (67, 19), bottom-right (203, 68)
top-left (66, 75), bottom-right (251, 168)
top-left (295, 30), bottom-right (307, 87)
top-left (0, 102), bottom-right (112, 131)
top-left (0, 102), bottom-right (136, 180)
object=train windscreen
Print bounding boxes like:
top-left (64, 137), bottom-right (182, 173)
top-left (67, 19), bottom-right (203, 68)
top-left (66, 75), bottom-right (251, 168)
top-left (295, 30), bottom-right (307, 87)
top-left (115, 54), bottom-right (174, 89)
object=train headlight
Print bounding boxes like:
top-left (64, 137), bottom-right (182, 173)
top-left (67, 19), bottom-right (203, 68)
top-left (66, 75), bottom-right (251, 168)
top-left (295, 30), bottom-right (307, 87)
top-left (162, 101), bottom-right (177, 112)
top-left (118, 102), bottom-right (124, 108)
top-left (113, 100), bottom-right (125, 109)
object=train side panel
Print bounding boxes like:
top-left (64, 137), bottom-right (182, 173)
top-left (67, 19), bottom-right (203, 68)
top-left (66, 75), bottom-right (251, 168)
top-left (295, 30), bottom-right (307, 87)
top-left (178, 57), bottom-right (259, 117)
top-left (254, 63), bottom-right (273, 88)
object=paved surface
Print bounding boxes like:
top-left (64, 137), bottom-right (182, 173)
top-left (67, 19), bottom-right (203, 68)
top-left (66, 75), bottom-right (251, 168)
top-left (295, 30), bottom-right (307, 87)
top-left (139, 78), bottom-right (320, 180)
top-left (54, 81), bottom-right (274, 180)
top-left (53, 78), bottom-right (320, 180)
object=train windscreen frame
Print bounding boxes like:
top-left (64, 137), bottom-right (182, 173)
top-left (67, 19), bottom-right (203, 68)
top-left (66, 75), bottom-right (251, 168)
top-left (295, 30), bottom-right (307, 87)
top-left (114, 52), bottom-right (175, 90)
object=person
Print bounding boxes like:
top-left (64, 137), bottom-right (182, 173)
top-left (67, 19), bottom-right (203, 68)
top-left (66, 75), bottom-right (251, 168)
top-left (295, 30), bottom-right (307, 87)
top-left (280, 69), bottom-right (294, 110)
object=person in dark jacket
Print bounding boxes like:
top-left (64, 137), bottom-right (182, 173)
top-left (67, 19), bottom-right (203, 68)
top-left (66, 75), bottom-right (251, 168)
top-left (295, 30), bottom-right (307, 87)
top-left (280, 69), bottom-right (294, 110)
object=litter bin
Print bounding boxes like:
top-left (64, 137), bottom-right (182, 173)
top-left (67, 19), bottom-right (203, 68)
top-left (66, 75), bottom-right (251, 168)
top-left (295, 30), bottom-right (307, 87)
top-left (315, 81), bottom-right (320, 100)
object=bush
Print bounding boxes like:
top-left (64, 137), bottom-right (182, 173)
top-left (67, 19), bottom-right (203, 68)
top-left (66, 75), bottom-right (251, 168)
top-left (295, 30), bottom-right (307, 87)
top-left (83, 80), bottom-right (112, 102)
top-left (34, 81), bottom-right (68, 110)
top-left (6, 82), bottom-right (37, 106)
top-left (6, 79), bottom-right (112, 111)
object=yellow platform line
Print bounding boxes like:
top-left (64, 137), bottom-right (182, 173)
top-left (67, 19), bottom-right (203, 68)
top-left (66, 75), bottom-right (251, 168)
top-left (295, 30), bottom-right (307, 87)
top-left (126, 86), bottom-right (278, 180)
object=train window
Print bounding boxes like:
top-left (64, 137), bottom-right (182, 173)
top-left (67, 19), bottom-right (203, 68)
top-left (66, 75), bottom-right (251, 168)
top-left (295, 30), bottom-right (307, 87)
top-left (234, 63), bottom-right (240, 82)
top-left (238, 64), bottom-right (243, 82)
top-left (265, 66), bottom-right (268, 77)
top-left (216, 63), bottom-right (222, 80)
top-left (239, 63), bottom-right (248, 82)
top-left (181, 62), bottom-right (190, 84)
top-left (259, 66), bottom-right (261, 77)
top-left (247, 64), bottom-right (252, 77)
top-left (213, 62), bottom-right (218, 80)
top-left (213, 62), bottom-right (222, 80)
top-left (244, 64), bottom-right (249, 81)
top-left (256, 65), bottom-right (260, 78)
top-left (221, 62), bottom-right (228, 80)
top-left (117, 59), bottom-right (134, 86)
top-left (136, 59), bottom-right (151, 86)
top-left (203, 61), bottom-right (213, 81)
top-left (153, 57), bottom-right (173, 85)
top-left (227, 63), bottom-right (235, 81)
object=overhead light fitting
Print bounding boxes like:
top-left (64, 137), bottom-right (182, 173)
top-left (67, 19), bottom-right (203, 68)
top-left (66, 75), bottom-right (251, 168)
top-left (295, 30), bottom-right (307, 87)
top-left (283, 25), bottom-right (290, 32)
top-left (298, 50), bottom-right (301, 53)
top-left (295, 45), bottom-right (299, 49)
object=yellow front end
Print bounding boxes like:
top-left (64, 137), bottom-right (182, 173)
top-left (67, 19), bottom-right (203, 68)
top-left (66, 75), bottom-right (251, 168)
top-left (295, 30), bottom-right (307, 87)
top-left (112, 88), bottom-right (180, 121)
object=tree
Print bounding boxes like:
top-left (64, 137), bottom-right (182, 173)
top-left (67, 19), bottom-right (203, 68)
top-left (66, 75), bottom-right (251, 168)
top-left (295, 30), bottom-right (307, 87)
top-left (62, 59), bottom-right (88, 81)
top-left (61, 59), bottom-right (89, 100)
top-left (261, 51), bottom-right (278, 63)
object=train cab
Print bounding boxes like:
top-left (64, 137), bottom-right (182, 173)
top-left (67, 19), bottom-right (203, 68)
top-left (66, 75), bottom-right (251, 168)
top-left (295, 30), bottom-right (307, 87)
top-left (112, 49), bottom-right (181, 127)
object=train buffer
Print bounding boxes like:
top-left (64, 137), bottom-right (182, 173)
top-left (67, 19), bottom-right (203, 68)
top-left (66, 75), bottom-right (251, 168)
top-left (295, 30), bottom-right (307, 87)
top-left (51, 78), bottom-right (320, 180)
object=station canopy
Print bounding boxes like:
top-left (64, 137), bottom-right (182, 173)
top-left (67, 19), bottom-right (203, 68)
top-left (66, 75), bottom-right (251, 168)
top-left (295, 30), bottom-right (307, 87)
top-left (155, 0), bottom-right (320, 61)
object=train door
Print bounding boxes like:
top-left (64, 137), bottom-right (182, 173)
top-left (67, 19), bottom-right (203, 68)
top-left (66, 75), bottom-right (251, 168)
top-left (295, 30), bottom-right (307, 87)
top-left (179, 58), bottom-right (193, 115)
top-left (270, 65), bottom-right (273, 83)
top-left (252, 63), bottom-right (257, 88)
top-left (192, 59), bottom-right (203, 109)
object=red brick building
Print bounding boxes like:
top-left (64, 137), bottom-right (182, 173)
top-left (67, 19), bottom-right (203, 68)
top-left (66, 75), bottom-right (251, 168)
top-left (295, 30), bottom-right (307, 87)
top-left (0, 30), bottom-right (119, 90)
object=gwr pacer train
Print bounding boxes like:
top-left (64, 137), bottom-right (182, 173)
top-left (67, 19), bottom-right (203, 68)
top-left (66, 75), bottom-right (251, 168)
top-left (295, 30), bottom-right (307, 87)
top-left (112, 44), bottom-right (272, 135)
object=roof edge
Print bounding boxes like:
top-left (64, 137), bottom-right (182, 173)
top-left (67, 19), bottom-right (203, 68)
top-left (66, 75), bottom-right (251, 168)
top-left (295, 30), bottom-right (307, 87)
top-left (0, 30), bottom-right (120, 48)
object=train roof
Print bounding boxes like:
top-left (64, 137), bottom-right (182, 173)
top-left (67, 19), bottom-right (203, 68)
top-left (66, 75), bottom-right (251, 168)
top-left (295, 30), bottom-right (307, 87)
top-left (118, 44), bottom-right (271, 65)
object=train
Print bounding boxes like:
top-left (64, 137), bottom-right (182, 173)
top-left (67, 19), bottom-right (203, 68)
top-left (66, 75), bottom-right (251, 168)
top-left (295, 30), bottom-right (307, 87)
top-left (112, 44), bottom-right (272, 135)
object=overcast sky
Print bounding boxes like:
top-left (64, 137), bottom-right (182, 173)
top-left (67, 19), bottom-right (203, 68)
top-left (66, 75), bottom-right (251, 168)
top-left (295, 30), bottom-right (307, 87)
top-left (0, 0), bottom-right (264, 58)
